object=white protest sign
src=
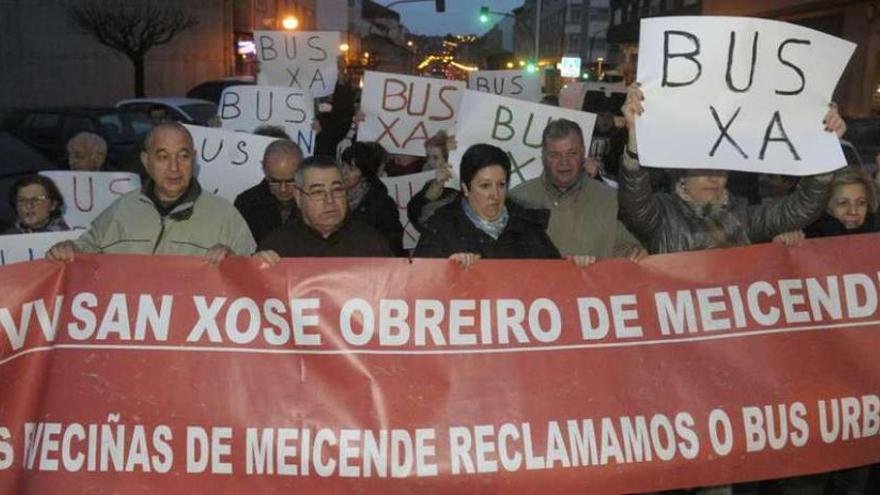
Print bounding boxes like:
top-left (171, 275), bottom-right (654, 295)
top-left (39, 171), bottom-right (140, 229)
top-left (219, 85), bottom-right (315, 155)
top-left (636, 16), bottom-right (856, 175)
top-left (450, 90), bottom-right (597, 187)
top-left (254, 31), bottom-right (341, 98)
top-left (184, 125), bottom-right (278, 202)
top-left (379, 170), bottom-right (435, 250)
top-left (358, 71), bottom-right (466, 156)
top-left (467, 70), bottom-right (541, 102)
top-left (0, 230), bottom-right (81, 266)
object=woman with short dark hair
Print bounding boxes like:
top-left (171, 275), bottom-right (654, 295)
top-left (414, 143), bottom-right (561, 267)
top-left (3, 175), bottom-right (69, 235)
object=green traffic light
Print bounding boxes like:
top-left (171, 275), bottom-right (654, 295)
top-left (526, 63), bottom-right (536, 73)
top-left (479, 14), bottom-right (489, 23)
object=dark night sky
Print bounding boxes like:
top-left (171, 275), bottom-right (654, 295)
top-left (381, 0), bottom-right (526, 36)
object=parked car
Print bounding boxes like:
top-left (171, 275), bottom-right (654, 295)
top-left (842, 118), bottom-right (880, 176)
top-left (116, 97), bottom-right (218, 126)
top-left (0, 131), bottom-right (59, 226)
top-left (186, 76), bottom-right (255, 104)
top-left (2, 106), bottom-right (153, 175)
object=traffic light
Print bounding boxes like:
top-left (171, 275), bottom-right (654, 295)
top-left (435, 0), bottom-right (445, 12)
top-left (526, 62), bottom-right (537, 73)
top-left (479, 6), bottom-right (489, 23)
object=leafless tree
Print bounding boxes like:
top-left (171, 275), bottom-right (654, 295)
top-left (69, 1), bottom-right (198, 97)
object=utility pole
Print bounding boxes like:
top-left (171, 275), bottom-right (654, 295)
top-left (534, 0), bottom-right (541, 63)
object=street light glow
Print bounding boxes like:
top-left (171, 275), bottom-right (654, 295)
top-left (339, 43), bottom-right (350, 52)
top-left (407, 40), bottom-right (413, 47)
top-left (282, 16), bottom-right (299, 30)
top-left (506, 62), bottom-right (514, 68)
top-left (526, 63), bottom-right (536, 73)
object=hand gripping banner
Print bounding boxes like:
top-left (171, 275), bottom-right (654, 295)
top-left (0, 235), bottom-right (878, 493)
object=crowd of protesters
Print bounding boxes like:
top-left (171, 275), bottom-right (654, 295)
top-left (3, 76), bottom-right (877, 493)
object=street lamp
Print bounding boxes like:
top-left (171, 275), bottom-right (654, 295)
top-left (282, 16), bottom-right (299, 30)
top-left (340, 43), bottom-right (350, 52)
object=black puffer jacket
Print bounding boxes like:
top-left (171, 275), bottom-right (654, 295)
top-left (413, 198), bottom-right (560, 259)
top-left (350, 175), bottom-right (405, 256)
top-left (619, 155), bottom-right (833, 254)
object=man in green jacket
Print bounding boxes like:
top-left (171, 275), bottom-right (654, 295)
top-left (509, 118), bottom-right (646, 262)
top-left (47, 122), bottom-right (256, 264)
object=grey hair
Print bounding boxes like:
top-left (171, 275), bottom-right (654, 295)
top-left (263, 139), bottom-right (303, 165)
top-left (294, 155), bottom-right (343, 185)
top-left (67, 131), bottom-right (107, 154)
top-left (541, 118), bottom-right (584, 149)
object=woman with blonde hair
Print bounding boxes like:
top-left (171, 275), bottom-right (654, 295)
top-left (804, 166), bottom-right (877, 237)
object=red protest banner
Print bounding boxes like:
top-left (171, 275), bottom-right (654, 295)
top-left (0, 235), bottom-right (878, 493)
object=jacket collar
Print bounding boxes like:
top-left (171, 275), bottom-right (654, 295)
top-left (540, 169), bottom-right (587, 198)
top-left (140, 179), bottom-right (202, 221)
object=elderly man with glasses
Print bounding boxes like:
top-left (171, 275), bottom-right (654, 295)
top-left (254, 155), bottom-right (393, 262)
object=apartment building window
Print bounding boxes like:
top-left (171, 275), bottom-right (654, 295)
top-left (570, 5), bottom-right (582, 22)
top-left (569, 33), bottom-right (581, 49)
top-left (649, 0), bottom-right (660, 14)
top-left (613, 7), bottom-right (622, 25)
top-left (666, 0), bottom-right (677, 9)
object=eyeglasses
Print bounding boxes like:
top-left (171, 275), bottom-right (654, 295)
top-left (267, 177), bottom-right (296, 187)
top-left (544, 150), bottom-right (582, 162)
top-left (17, 195), bottom-right (49, 207)
top-left (297, 186), bottom-right (347, 202)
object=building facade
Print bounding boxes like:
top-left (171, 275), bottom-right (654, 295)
top-left (0, 0), bottom-right (234, 109)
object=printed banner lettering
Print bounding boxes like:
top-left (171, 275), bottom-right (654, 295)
top-left (635, 16), bottom-right (856, 175)
top-left (1, 235), bottom-right (878, 492)
top-left (39, 171), bottom-right (140, 229)
top-left (219, 85), bottom-right (315, 155)
top-left (184, 124), bottom-right (278, 201)
top-left (358, 71), bottom-right (465, 156)
top-left (255, 31), bottom-right (341, 98)
top-left (467, 70), bottom-right (541, 102)
top-left (451, 90), bottom-right (597, 187)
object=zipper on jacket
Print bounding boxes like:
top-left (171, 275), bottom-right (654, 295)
top-left (152, 217), bottom-right (166, 254)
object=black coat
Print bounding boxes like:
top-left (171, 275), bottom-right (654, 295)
top-left (804, 213), bottom-right (878, 238)
top-left (350, 176), bottom-right (405, 256)
top-left (414, 198), bottom-right (561, 260)
top-left (258, 218), bottom-right (392, 258)
top-left (233, 180), bottom-right (299, 245)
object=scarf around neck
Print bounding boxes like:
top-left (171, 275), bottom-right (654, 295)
top-left (462, 198), bottom-right (509, 240)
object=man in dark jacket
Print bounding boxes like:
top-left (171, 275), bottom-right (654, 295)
top-left (255, 156), bottom-right (392, 261)
top-left (234, 139), bottom-right (303, 244)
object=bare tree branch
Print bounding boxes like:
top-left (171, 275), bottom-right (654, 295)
top-left (68, 0), bottom-right (199, 96)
